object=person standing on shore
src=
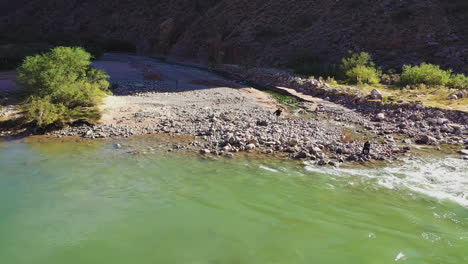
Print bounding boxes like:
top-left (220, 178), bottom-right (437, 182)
top-left (362, 141), bottom-right (371, 155)
top-left (273, 108), bottom-right (283, 122)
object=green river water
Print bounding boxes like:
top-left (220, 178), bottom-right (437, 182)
top-left (0, 139), bottom-right (467, 264)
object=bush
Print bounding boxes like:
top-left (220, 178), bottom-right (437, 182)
top-left (345, 65), bottom-right (381, 85)
top-left (17, 47), bottom-right (110, 127)
top-left (380, 73), bottom-right (401, 85)
top-left (448, 73), bottom-right (468, 89)
top-left (22, 97), bottom-right (67, 127)
top-left (341, 52), bottom-right (375, 73)
top-left (400, 63), bottom-right (452, 86)
top-left (341, 52), bottom-right (380, 84)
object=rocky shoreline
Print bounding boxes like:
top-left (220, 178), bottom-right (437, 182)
top-left (47, 85), bottom-right (467, 165)
top-left (1, 56), bottom-right (467, 165)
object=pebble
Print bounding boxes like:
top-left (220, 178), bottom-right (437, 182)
top-left (199, 149), bottom-right (210, 155)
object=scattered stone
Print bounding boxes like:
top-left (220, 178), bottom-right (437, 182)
top-left (225, 152), bottom-right (235, 158)
top-left (374, 113), bottom-right (386, 122)
top-left (317, 159), bottom-right (327, 166)
top-left (289, 139), bottom-right (299, 146)
top-left (448, 123), bottom-right (462, 131)
top-left (448, 94), bottom-right (458, 100)
top-left (222, 145), bottom-right (232, 152)
top-left (369, 89), bottom-right (383, 100)
top-left (246, 144), bottom-right (256, 150)
top-left (263, 149), bottom-right (274, 154)
top-left (416, 135), bottom-right (437, 145)
top-left (286, 146), bottom-right (300, 153)
top-left (199, 149), bottom-right (210, 155)
top-left (256, 120), bottom-right (269, 126)
top-left (458, 149), bottom-right (468, 155)
top-left (294, 151), bottom-right (309, 160)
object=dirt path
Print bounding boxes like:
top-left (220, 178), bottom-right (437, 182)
top-left (94, 54), bottom-right (281, 128)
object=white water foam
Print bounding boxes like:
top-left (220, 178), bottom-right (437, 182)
top-left (259, 165), bottom-right (280, 173)
top-left (304, 157), bottom-right (468, 208)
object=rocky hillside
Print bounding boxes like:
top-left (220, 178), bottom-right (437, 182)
top-left (1, 0), bottom-right (467, 72)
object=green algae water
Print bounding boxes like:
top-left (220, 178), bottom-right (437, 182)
top-left (0, 139), bottom-right (467, 264)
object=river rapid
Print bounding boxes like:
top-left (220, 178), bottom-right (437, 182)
top-left (0, 138), bottom-right (466, 264)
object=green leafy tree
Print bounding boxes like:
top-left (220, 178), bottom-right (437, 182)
top-left (23, 97), bottom-right (67, 127)
top-left (341, 52), bottom-right (375, 73)
top-left (17, 47), bottom-right (110, 127)
top-left (341, 52), bottom-right (381, 84)
top-left (345, 65), bottom-right (381, 85)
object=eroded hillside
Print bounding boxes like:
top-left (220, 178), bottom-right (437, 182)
top-left (0, 0), bottom-right (467, 72)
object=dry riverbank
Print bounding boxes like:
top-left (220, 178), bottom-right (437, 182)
top-left (1, 53), bottom-right (467, 165)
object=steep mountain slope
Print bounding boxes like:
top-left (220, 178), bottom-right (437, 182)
top-left (1, 0), bottom-right (467, 72)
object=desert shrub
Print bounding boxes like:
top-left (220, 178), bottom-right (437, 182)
top-left (341, 52), bottom-right (375, 72)
top-left (380, 73), bottom-right (401, 85)
top-left (17, 47), bottom-right (110, 127)
top-left (22, 97), bottom-right (67, 127)
top-left (341, 52), bottom-right (380, 84)
top-left (345, 65), bottom-right (380, 85)
top-left (325, 76), bottom-right (339, 86)
top-left (448, 73), bottom-right (468, 89)
top-left (400, 63), bottom-right (451, 86)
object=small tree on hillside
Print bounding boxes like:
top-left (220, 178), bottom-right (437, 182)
top-left (341, 51), bottom-right (381, 85)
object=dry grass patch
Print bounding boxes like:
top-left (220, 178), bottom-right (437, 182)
top-left (333, 84), bottom-right (468, 112)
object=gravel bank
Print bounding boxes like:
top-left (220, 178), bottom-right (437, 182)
top-left (2, 54), bottom-right (467, 165)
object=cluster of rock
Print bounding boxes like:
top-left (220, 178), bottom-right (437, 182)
top-left (110, 80), bottom-right (174, 95)
top-left (45, 64), bottom-right (467, 164)
top-left (448, 90), bottom-right (467, 100)
top-left (215, 65), bottom-right (468, 147)
top-left (49, 104), bottom-right (407, 165)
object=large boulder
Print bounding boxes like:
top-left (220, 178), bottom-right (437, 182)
top-left (294, 151), bottom-right (310, 160)
top-left (416, 135), bottom-right (438, 145)
top-left (369, 89), bottom-right (383, 100)
top-left (374, 113), bottom-right (386, 122)
top-left (199, 149), bottom-right (210, 155)
top-left (246, 144), bottom-right (256, 150)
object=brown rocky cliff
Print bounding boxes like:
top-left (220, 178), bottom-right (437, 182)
top-left (1, 0), bottom-right (467, 72)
